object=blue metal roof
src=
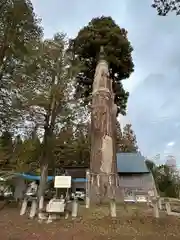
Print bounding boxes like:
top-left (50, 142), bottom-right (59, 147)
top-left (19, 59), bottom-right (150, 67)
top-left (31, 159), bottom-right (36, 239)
top-left (16, 173), bottom-right (87, 183)
top-left (117, 153), bottom-right (149, 173)
top-left (73, 178), bottom-right (87, 183)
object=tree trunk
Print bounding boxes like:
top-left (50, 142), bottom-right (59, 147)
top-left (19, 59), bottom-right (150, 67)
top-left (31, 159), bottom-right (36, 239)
top-left (38, 124), bottom-right (53, 215)
top-left (38, 162), bottom-right (48, 214)
top-left (38, 77), bottom-right (57, 213)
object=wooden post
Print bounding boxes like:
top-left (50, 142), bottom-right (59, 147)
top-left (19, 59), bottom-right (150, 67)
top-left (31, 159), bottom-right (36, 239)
top-left (152, 197), bottom-right (159, 218)
top-left (146, 195), bottom-right (151, 206)
top-left (158, 197), bottom-right (162, 210)
top-left (86, 169), bottom-right (90, 208)
top-left (72, 198), bottom-right (78, 219)
top-left (110, 199), bottom-right (116, 218)
top-left (90, 46), bottom-right (117, 204)
top-left (165, 199), bottom-right (171, 215)
top-left (65, 211), bottom-right (69, 219)
top-left (47, 214), bottom-right (53, 224)
top-left (96, 174), bottom-right (101, 202)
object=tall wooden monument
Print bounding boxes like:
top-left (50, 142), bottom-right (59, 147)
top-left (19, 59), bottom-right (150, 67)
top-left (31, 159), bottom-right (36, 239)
top-left (88, 46), bottom-right (118, 204)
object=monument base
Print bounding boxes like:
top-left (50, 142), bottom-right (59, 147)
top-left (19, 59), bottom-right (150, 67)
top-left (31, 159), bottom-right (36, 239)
top-left (86, 172), bottom-right (119, 205)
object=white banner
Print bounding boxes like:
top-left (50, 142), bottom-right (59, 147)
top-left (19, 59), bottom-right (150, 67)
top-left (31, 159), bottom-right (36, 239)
top-left (54, 176), bottom-right (71, 188)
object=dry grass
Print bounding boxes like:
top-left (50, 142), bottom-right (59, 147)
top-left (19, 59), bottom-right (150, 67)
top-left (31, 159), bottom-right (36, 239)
top-left (0, 202), bottom-right (180, 239)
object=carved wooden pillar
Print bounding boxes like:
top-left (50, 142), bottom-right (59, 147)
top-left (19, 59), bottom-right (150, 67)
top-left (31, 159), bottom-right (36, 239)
top-left (90, 47), bottom-right (117, 204)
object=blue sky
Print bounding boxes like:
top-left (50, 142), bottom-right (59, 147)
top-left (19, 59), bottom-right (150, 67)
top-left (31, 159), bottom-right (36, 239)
top-left (31, 0), bottom-right (180, 165)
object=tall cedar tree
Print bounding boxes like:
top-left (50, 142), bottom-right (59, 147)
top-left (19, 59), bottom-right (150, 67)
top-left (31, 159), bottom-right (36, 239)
top-left (0, 0), bottom-right (42, 129)
top-left (120, 124), bottom-right (138, 153)
top-left (152, 0), bottom-right (180, 15)
top-left (69, 16), bottom-right (134, 115)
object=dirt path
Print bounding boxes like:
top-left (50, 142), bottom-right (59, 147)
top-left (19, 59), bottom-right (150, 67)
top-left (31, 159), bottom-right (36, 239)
top-left (0, 206), bottom-right (180, 239)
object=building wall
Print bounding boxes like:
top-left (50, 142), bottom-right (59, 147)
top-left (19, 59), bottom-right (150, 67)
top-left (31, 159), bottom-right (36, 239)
top-left (117, 173), bottom-right (156, 202)
top-left (118, 173), bottom-right (154, 190)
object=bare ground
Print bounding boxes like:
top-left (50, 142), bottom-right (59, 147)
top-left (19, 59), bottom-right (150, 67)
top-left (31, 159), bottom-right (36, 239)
top-left (0, 202), bottom-right (180, 240)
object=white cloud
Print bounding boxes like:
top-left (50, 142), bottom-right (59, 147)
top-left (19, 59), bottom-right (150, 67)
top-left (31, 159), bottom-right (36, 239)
top-left (118, 114), bottom-right (130, 131)
top-left (167, 141), bottom-right (175, 147)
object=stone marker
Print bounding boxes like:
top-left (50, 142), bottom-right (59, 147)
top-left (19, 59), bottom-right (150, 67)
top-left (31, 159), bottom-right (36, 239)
top-left (20, 198), bottom-right (28, 216)
top-left (29, 199), bottom-right (37, 219)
